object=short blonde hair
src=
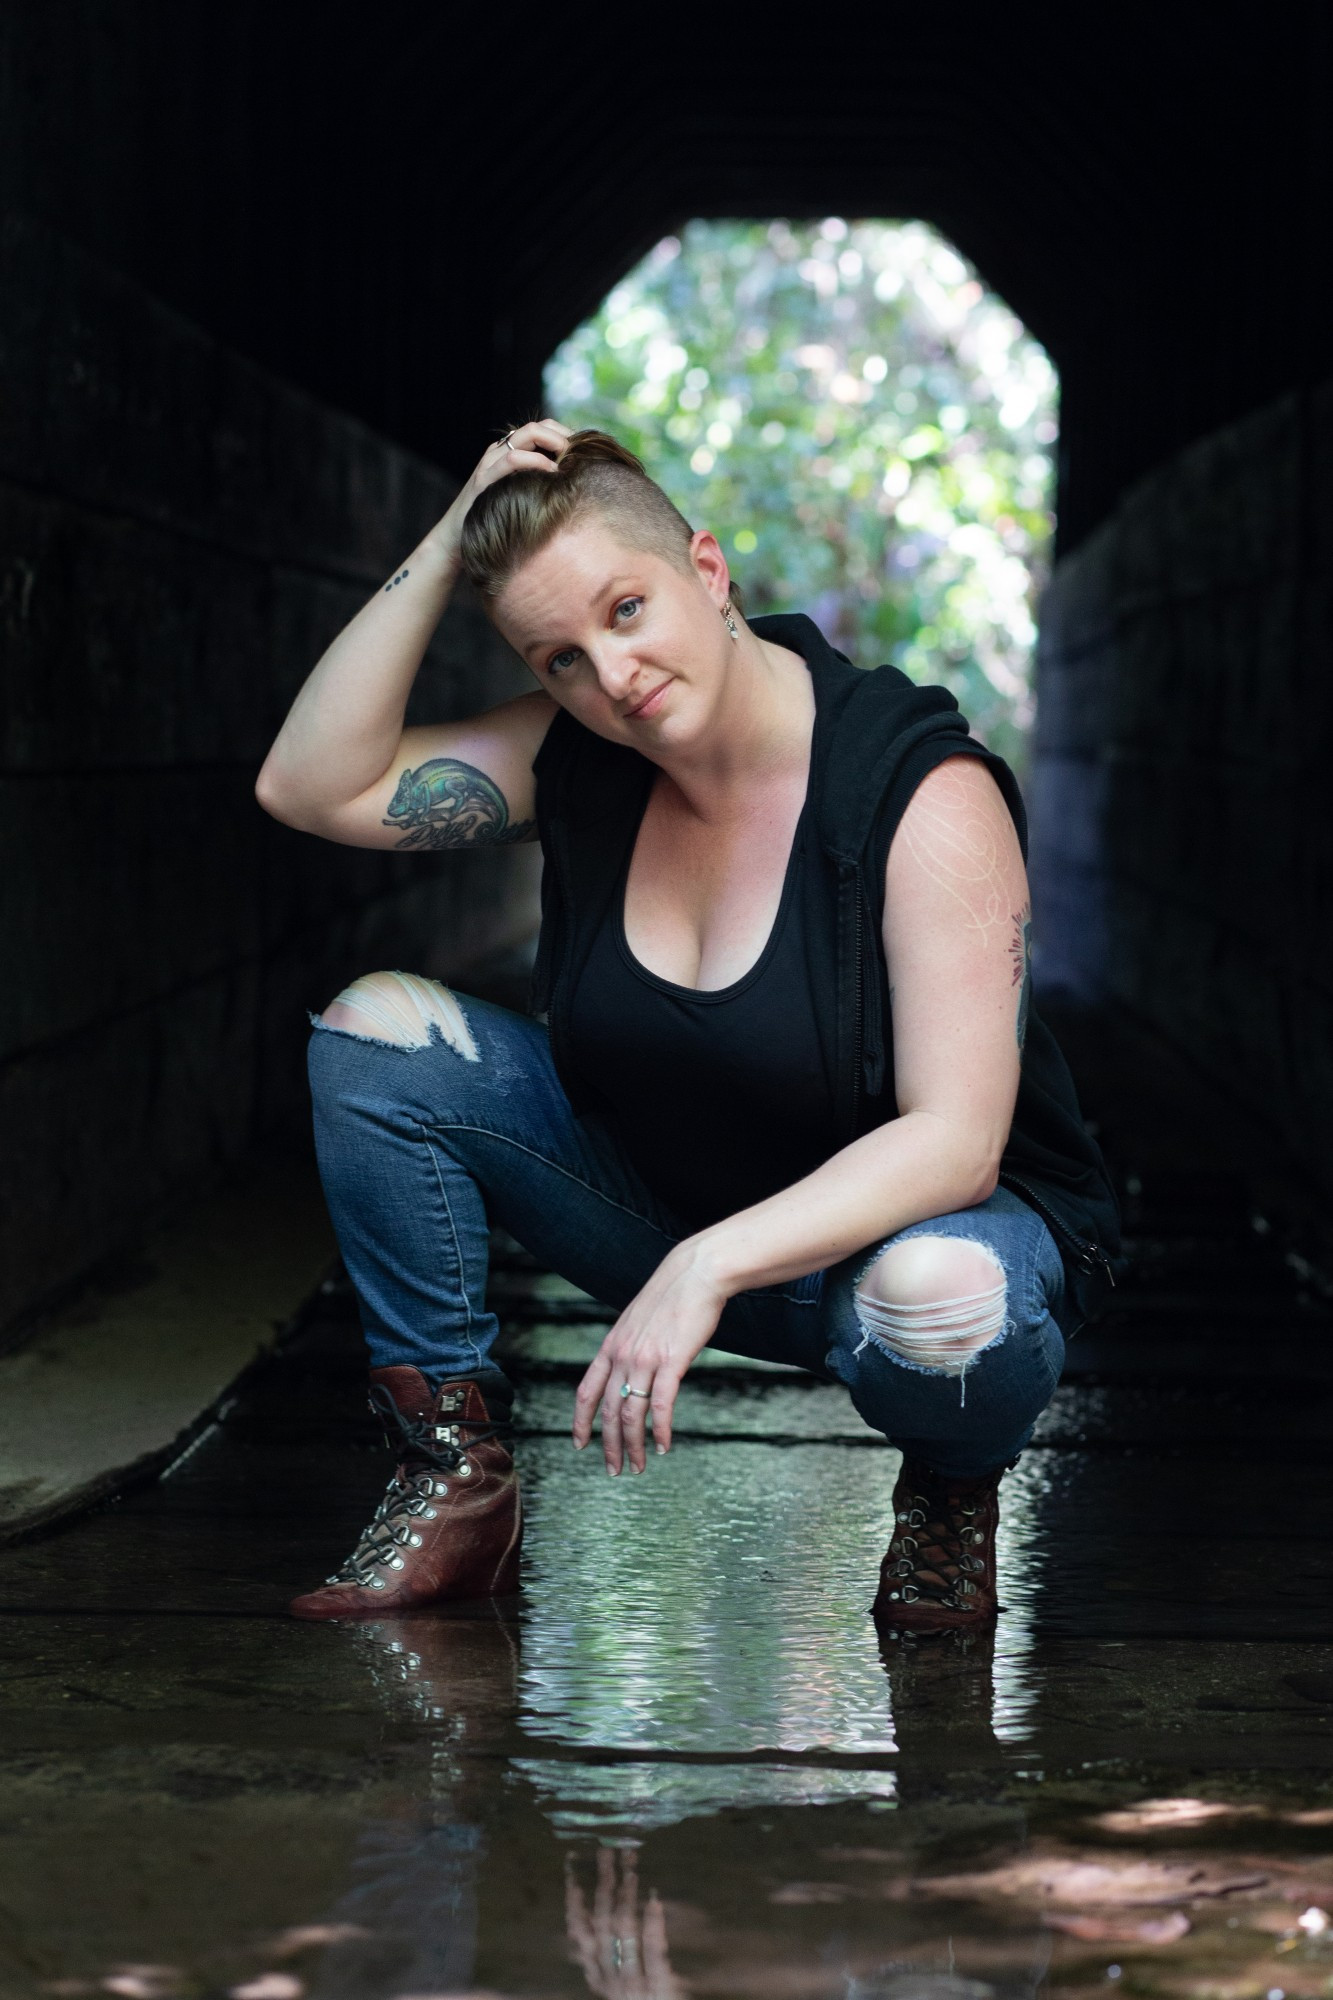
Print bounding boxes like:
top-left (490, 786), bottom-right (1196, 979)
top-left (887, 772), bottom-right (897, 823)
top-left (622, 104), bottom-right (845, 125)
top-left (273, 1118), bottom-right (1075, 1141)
top-left (458, 426), bottom-right (745, 613)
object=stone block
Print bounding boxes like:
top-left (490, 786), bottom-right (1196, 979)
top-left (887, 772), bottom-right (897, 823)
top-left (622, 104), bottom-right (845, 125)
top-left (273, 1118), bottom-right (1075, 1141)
top-left (0, 966), bottom-right (263, 1331)
top-left (1, 771), bottom-right (263, 1060)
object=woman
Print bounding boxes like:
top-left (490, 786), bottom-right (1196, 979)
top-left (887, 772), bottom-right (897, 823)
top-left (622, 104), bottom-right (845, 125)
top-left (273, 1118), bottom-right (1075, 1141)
top-left (256, 418), bottom-right (1121, 1633)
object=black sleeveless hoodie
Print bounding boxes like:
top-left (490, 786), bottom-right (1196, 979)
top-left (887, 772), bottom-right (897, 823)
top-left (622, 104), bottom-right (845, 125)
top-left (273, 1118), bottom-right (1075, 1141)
top-left (529, 610), bottom-right (1123, 1332)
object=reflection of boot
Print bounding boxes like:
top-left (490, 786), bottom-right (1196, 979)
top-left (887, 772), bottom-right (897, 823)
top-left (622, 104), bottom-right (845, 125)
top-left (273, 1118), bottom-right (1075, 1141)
top-left (349, 1602), bottom-right (521, 1731)
top-left (872, 1456), bottom-right (1004, 1633)
top-left (289, 1372), bottom-right (521, 1620)
top-left (874, 1623), bottom-right (1004, 1781)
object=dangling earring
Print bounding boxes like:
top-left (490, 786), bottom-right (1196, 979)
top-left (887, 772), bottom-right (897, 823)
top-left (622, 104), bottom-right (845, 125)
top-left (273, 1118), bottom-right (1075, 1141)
top-left (720, 599), bottom-right (740, 641)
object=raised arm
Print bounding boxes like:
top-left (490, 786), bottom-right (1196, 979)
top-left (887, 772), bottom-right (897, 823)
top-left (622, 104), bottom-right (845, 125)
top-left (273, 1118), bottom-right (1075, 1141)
top-left (254, 417), bottom-right (572, 849)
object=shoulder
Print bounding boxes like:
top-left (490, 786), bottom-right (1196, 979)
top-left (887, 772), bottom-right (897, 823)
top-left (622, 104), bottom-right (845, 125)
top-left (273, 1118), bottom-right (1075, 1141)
top-left (882, 751), bottom-right (1028, 937)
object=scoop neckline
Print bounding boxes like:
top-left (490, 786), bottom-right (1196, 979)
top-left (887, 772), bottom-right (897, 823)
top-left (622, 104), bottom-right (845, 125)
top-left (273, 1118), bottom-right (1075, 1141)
top-left (614, 705), bottom-right (820, 1003)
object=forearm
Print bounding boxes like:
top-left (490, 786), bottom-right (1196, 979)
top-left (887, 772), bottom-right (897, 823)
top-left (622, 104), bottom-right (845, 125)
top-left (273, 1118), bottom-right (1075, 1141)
top-left (691, 1111), bottom-right (999, 1297)
top-left (257, 525), bottom-right (462, 821)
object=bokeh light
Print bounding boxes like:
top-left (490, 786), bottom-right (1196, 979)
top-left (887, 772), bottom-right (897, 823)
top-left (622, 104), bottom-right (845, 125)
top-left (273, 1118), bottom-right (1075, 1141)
top-left (544, 217), bottom-right (1058, 773)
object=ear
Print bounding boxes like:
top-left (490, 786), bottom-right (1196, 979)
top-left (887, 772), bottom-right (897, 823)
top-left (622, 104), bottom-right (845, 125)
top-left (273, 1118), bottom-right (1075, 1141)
top-left (688, 528), bottom-right (731, 606)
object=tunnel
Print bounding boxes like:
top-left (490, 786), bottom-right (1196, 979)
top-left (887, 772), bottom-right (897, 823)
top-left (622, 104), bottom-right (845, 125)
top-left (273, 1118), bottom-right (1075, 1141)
top-left (2, 5), bottom-right (1332, 1993)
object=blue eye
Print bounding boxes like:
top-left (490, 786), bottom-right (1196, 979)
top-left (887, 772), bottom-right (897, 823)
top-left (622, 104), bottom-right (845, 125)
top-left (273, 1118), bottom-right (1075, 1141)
top-left (546, 597), bottom-right (641, 676)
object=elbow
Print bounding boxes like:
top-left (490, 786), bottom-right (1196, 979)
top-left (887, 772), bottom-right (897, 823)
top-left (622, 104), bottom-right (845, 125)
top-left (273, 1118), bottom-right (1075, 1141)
top-left (970, 1155), bottom-right (1002, 1206)
top-left (254, 761), bottom-right (306, 829)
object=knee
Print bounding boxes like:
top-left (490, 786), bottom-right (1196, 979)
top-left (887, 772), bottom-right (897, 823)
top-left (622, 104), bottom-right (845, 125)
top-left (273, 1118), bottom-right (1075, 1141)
top-left (853, 1234), bottom-right (1009, 1376)
top-left (315, 970), bottom-right (481, 1061)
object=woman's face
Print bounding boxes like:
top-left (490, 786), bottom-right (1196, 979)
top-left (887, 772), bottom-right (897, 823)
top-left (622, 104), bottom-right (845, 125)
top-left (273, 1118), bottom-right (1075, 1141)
top-left (492, 514), bottom-right (734, 747)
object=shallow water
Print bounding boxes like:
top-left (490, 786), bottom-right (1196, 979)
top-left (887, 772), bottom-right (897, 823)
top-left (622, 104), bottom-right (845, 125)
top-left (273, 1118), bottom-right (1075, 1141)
top-left (2, 1200), bottom-right (1331, 1999)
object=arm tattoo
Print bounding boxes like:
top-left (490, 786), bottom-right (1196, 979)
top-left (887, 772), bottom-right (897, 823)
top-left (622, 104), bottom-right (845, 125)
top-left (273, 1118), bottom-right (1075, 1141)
top-left (1009, 901), bottom-right (1032, 1050)
top-left (899, 763), bottom-right (1009, 943)
top-left (382, 757), bottom-right (536, 849)
top-left (383, 569), bottom-right (410, 592)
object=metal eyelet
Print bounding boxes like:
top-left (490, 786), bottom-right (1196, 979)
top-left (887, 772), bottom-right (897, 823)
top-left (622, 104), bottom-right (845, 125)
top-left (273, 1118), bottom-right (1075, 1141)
top-left (408, 1533), bottom-right (422, 1548)
top-left (433, 1481), bottom-right (448, 1496)
top-left (371, 1576), bottom-right (386, 1590)
top-left (424, 1506), bottom-right (438, 1520)
top-left (457, 1461), bottom-right (472, 1478)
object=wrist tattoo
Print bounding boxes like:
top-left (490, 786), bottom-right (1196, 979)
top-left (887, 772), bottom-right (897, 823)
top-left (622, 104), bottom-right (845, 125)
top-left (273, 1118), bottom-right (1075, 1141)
top-left (383, 756), bottom-right (535, 849)
top-left (383, 569), bottom-right (410, 592)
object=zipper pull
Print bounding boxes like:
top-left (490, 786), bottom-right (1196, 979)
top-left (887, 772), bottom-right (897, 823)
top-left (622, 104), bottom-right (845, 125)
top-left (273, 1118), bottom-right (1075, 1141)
top-left (1081, 1242), bottom-right (1116, 1285)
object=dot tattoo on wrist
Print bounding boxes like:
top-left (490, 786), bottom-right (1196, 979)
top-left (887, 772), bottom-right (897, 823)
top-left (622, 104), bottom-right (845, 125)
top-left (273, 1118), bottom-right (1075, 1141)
top-left (383, 569), bottom-right (410, 593)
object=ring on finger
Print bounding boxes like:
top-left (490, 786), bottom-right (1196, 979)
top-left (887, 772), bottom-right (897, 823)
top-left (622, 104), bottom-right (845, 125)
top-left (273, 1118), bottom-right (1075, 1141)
top-left (619, 1383), bottom-right (652, 1400)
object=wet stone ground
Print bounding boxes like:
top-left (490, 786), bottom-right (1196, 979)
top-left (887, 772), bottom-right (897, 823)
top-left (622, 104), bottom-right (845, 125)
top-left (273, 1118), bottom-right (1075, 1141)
top-left (1, 1173), bottom-right (1332, 1999)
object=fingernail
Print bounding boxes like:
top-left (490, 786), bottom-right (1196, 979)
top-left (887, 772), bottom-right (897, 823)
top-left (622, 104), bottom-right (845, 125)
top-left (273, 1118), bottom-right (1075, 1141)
top-left (656, 1445), bottom-right (667, 1455)
top-left (572, 1438), bottom-right (585, 1449)
top-left (607, 1464), bottom-right (619, 1477)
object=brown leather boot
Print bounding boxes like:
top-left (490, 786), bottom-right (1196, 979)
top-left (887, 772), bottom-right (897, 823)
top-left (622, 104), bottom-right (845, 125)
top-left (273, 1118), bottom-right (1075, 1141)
top-left (289, 1369), bottom-right (522, 1620)
top-left (871, 1454), bottom-right (1008, 1634)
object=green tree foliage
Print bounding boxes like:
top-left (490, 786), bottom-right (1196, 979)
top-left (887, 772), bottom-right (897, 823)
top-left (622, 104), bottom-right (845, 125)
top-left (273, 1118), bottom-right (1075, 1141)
top-left (544, 217), bottom-right (1057, 774)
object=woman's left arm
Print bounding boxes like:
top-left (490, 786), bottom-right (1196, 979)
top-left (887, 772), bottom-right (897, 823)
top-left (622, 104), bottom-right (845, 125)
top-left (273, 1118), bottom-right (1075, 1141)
top-left (573, 754), bottom-right (1032, 1471)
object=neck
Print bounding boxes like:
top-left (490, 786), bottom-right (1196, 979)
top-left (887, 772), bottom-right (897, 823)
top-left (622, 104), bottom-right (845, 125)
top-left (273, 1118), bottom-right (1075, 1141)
top-left (649, 631), bottom-right (814, 824)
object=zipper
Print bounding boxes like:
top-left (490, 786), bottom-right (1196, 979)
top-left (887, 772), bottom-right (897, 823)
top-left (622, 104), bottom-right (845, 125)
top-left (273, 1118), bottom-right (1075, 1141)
top-left (997, 1169), bottom-right (1116, 1285)
top-left (851, 869), bottom-right (864, 1136)
top-left (546, 822), bottom-right (575, 1083)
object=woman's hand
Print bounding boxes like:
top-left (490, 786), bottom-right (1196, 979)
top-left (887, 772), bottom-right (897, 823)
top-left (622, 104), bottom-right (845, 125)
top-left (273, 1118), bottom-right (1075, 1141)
top-left (429, 415), bottom-right (574, 560)
top-left (565, 1847), bottom-right (686, 1999)
top-left (572, 1241), bottom-right (730, 1473)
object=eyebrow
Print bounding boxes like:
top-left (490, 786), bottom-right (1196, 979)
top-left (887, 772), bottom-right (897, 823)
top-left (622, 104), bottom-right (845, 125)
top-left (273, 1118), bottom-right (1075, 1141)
top-left (588, 574), bottom-right (638, 609)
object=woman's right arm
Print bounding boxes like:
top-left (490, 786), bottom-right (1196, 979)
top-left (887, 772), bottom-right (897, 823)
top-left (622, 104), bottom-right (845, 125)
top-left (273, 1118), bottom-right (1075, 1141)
top-left (254, 417), bottom-right (570, 850)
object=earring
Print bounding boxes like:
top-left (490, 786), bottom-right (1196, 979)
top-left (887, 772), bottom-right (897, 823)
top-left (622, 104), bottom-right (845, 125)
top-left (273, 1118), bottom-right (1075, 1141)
top-left (720, 599), bottom-right (740, 641)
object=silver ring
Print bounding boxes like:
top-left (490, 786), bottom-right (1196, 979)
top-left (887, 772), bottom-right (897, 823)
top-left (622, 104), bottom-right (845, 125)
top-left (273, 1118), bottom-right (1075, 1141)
top-left (619, 1383), bottom-right (652, 1399)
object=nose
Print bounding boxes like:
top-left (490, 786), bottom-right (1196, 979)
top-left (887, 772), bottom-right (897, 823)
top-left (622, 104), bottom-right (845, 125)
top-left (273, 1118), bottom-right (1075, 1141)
top-left (588, 649), bottom-right (643, 704)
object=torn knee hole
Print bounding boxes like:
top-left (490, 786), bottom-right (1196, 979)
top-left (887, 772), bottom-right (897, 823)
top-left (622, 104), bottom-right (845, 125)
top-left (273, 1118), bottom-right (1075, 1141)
top-left (316, 970), bottom-right (481, 1060)
top-left (853, 1235), bottom-right (1009, 1377)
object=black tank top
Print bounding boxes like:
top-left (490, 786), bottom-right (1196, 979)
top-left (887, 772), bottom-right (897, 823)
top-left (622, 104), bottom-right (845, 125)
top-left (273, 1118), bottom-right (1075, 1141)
top-left (566, 763), bottom-right (842, 1233)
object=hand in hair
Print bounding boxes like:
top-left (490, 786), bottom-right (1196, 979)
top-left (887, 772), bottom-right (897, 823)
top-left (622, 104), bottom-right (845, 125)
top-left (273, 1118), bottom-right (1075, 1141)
top-left (428, 416), bottom-right (574, 561)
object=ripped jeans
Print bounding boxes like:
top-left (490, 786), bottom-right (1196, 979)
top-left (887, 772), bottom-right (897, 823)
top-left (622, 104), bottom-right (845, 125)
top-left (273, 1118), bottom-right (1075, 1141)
top-left (307, 975), bottom-right (1072, 1478)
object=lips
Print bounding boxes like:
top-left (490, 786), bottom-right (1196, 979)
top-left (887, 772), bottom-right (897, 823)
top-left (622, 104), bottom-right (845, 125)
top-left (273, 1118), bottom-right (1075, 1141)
top-left (625, 681), bottom-right (670, 720)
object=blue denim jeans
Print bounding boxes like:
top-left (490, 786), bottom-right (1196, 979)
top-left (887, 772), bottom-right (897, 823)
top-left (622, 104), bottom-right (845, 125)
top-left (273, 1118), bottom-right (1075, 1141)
top-left (307, 988), bottom-right (1070, 1478)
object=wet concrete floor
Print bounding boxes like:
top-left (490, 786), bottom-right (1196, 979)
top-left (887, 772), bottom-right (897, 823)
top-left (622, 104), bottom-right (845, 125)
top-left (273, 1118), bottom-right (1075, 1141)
top-left (2, 1170), bottom-right (1332, 1998)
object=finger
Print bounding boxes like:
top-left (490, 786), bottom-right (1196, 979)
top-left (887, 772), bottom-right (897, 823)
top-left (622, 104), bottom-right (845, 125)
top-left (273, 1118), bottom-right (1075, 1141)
top-left (618, 1381), bottom-right (652, 1474)
top-left (499, 418), bottom-right (570, 456)
top-left (563, 1870), bottom-right (600, 1977)
top-left (573, 1350), bottom-right (614, 1446)
top-left (593, 1839), bottom-right (617, 1932)
top-left (642, 1891), bottom-right (672, 1979)
top-left (600, 1383), bottom-right (626, 1475)
top-left (650, 1368), bottom-right (683, 1455)
top-left (617, 1847), bottom-right (641, 1924)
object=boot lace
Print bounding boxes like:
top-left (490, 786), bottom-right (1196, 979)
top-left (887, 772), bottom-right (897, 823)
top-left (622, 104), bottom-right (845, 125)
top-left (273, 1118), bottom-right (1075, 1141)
top-left (879, 1459), bottom-right (1003, 1614)
top-left (325, 1388), bottom-right (511, 1590)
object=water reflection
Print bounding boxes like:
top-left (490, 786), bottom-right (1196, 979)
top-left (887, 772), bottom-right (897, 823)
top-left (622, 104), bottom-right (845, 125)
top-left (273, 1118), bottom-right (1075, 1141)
top-left (564, 1846), bottom-right (685, 1998)
top-left (513, 1420), bottom-right (1054, 1829)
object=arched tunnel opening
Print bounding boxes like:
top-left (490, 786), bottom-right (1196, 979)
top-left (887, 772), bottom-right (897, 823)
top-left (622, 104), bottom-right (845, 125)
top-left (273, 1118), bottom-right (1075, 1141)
top-left (2, 6), bottom-right (1331, 1990)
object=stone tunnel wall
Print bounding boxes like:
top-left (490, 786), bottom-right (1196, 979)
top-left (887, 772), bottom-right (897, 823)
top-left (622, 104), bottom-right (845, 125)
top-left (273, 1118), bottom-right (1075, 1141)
top-left (0, 212), bottom-right (540, 1337)
top-left (1028, 381), bottom-right (1333, 1214)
